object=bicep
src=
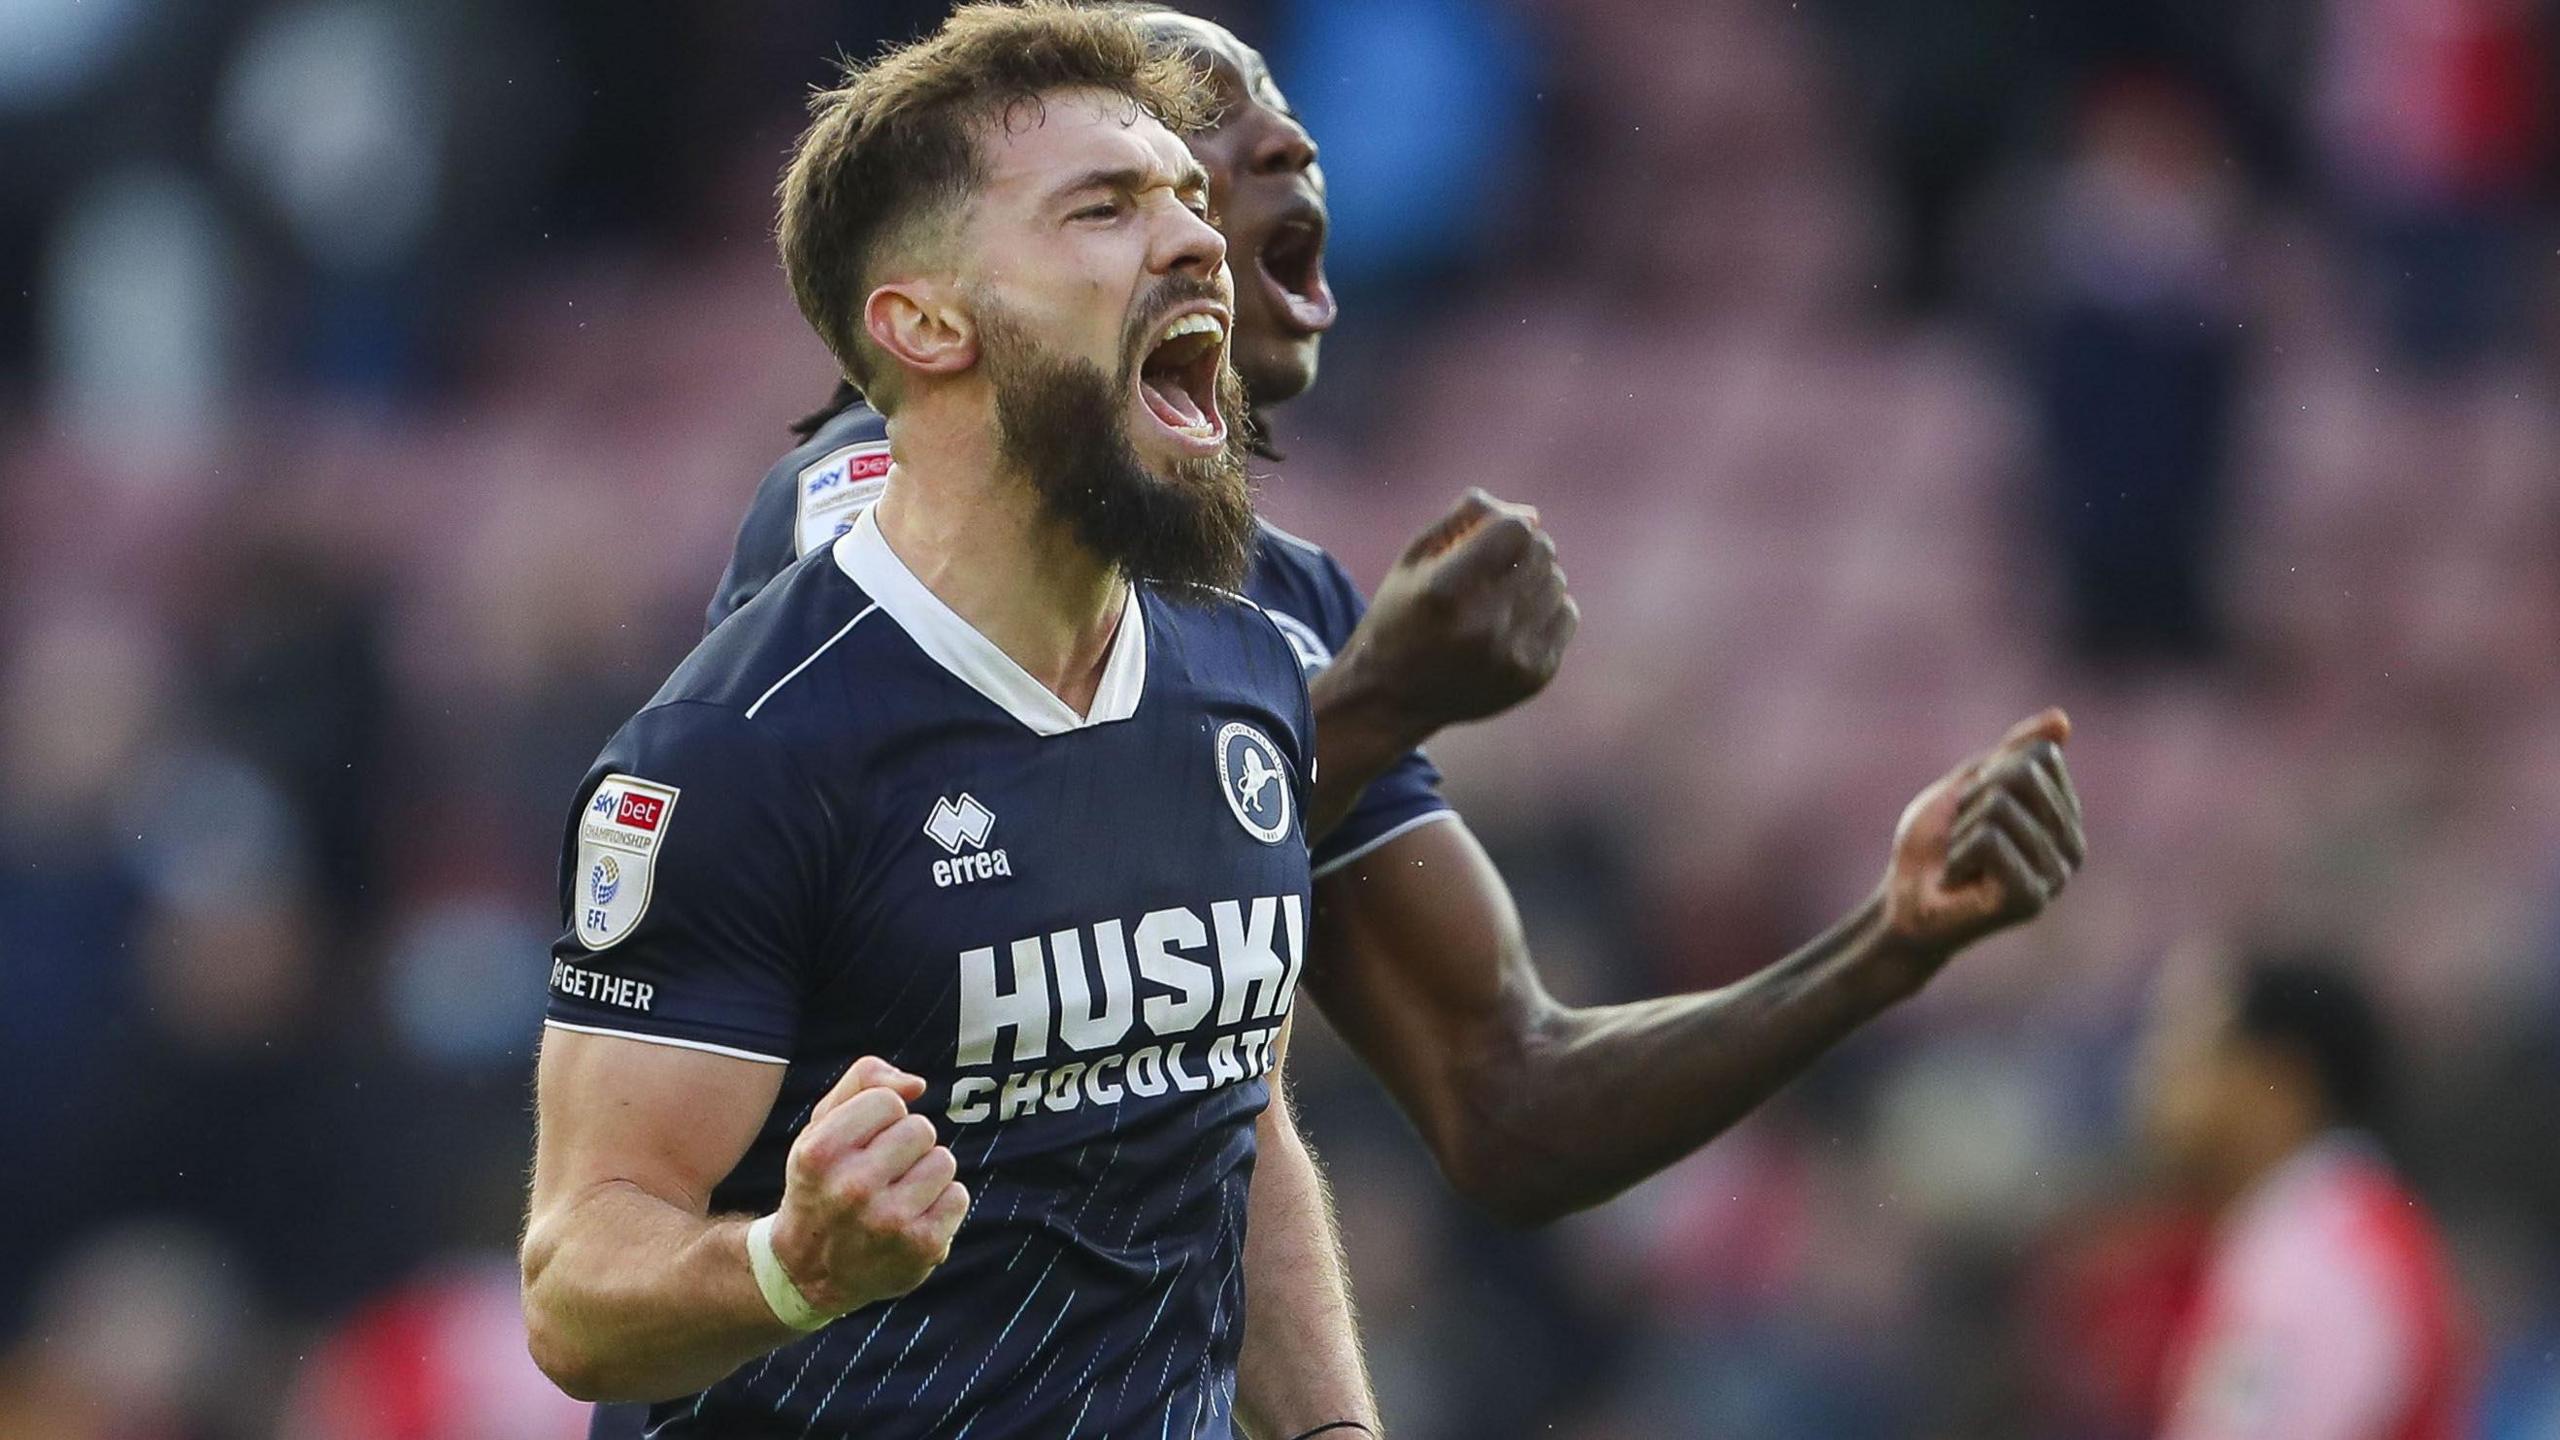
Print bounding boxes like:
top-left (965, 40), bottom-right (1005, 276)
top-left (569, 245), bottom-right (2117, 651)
top-left (1306, 816), bottom-right (1545, 1138)
top-left (531, 1027), bottom-right (787, 1223)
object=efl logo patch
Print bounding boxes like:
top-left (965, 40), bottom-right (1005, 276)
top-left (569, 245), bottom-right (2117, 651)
top-left (795, 441), bottom-right (892, 557)
top-left (1216, 723), bottom-right (1292, 844)
top-left (574, 774), bottom-right (680, 950)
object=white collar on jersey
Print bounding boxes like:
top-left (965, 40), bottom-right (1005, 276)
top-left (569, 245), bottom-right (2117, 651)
top-left (834, 506), bottom-right (1148, 736)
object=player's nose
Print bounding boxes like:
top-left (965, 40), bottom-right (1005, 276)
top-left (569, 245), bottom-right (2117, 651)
top-left (1155, 199), bottom-right (1227, 280)
top-left (1250, 115), bottom-right (1317, 176)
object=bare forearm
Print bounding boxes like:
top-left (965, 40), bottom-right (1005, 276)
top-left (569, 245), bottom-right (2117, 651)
top-left (1305, 655), bottom-right (1428, 842)
top-left (521, 1183), bottom-right (798, 1403)
top-left (1317, 714), bottom-right (2083, 1229)
top-left (1236, 1088), bottom-right (1377, 1438)
top-left (1465, 893), bottom-right (1931, 1223)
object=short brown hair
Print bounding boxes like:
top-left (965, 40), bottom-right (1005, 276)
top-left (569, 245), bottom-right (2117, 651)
top-left (778, 1), bottom-right (1211, 414)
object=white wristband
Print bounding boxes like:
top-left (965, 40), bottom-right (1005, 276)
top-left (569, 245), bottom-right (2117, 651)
top-left (746, 1214), bottom-right (837, 1332)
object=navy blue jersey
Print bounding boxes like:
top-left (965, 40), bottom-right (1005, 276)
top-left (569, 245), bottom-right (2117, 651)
top-left (708, 402), bottom-right (1453, 878)
top-left (553, 508), bottom-right (1315, 1438)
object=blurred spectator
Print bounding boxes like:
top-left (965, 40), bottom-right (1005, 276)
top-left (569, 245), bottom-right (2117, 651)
top-left (39, 166), bottom-right (237, 450)
top-left (182, 509), bottom-right (393, 927)
top-left (2478, 1293), bottom-right (2560, 1439)
top-left (2016, 1198), bottom-right (2214, 1440)
top-left (2013, 72), bottom-right (2245, 665)
top-left (0, 605), bottom-right (167, 1322)
top-left (279, 1255), bottom-right (591, 1440)
top-left (81, 865), bottom-right (443, 1322)
top-left (0, 0), bottom-right (156, 115)
top-left (216, 0), bottom-right (446, 389)
top-left (2309, 0), bottom-right (2548, 371)
top-left (2138, 953), bottom-right (2472, 1440)
top-left (0, 1223), bottom-right (263, 1440)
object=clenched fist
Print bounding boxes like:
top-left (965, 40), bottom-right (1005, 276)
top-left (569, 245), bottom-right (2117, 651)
top-left (1334, 488), bottom-right (1579, 734)
top-left (768, 1056), bottom-right (970, 1316)
top-left (1882, 708), bottom-right (2087, 960)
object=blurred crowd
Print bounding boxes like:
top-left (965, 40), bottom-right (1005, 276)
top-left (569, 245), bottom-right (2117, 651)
top-left (5, 0), bottom-right (2560, 1436)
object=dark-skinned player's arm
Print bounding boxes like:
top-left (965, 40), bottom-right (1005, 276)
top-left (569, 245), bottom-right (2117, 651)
top-left (1235, 1017), bottom-right (1379, 1440)
top-left (1311, 711), bottom-right (2086, 1225)
top-left (1300, 490), bottom-right (1576, 839)
top-left (520, 1036), bottom-right (967, 1402)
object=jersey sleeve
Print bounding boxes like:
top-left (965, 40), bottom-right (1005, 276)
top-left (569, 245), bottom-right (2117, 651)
top-left (1294, 546), bottom-right (1457, 880)
top-left (1288, 619), bottom-right (1319, 844)
top-left (546, 700), bottom-right (832, 1063)
top-left (704, 407), bottom-right (892, 634)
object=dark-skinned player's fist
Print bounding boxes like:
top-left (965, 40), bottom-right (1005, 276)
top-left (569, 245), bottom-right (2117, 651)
top-left (1881, 708), bottom-right (2087, 961)
top-left (1333, 487), bottom-right (1580, 733)
top-left (770, 1055), bottom-right (970, 1316)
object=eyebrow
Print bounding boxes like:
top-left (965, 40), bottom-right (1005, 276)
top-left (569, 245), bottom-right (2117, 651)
top-left (1049, 161), bottom-right (1211, 208)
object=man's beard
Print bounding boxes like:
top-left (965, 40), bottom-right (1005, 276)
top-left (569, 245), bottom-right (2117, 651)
top-left (977, 293), bottom-right (1255, 593)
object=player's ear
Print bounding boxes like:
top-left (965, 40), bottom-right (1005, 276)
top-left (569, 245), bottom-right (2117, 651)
top-left (865, 281), bottom-right (975, 380)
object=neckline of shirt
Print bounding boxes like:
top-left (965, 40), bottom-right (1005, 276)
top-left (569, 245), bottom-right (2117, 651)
top-left (833, 506), bottom-right (1148, 736)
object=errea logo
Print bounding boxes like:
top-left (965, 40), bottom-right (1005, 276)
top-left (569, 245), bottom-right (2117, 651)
top-left (925, 794), bottom-right (1011, 888)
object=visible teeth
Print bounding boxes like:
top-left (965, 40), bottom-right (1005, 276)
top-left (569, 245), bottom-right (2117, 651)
top-left (1160, 313), bottom-right (1224, 344)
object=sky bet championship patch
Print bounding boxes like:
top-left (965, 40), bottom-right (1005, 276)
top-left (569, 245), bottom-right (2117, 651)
top-left (794, 439), bottom-right (892, 557)
top-left (573, 774), bottom-right (680, 950)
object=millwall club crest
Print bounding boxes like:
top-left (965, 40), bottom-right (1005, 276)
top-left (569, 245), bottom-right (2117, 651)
top-left (1216, 722), bottom-right (1291, 844)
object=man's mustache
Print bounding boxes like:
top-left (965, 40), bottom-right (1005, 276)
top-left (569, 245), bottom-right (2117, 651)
top-left (1120, 277), bottom-right (1231, 371)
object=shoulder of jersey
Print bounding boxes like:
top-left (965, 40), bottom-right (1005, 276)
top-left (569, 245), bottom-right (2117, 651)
top-left (1254, 518), bottom-right (1357, 581)
top-left (1255, 517), bottom-right (1329, 559)
top-left (1245, 517), bottom-right (1361, 626)
top-left (778, 403), bottom-right (894, 560)
top-left (1250, 518), bottom-right (1339, 585)
top-left (1152, 578), bottom-right (1312, 681)
top-left (791, 400), bottom-right (889, 467)
top-left (650, 554), bottom-right (885, 727)
top-left (751, 401), bottom-right (886, 497)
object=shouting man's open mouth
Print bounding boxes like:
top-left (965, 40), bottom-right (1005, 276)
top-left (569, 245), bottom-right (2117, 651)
top-left (1255, 204), bottom-right (1335, 338)
top-left (1134, 304), bottom-right (1230, 455)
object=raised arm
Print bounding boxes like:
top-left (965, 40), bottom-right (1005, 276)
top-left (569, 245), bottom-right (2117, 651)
top-left (520, 1035), bottom-right (966, 1402)
top-left (1308, 712), bottom-right (2086, 1225)
top-left (1302, 490), bottom-right (1575, 840)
